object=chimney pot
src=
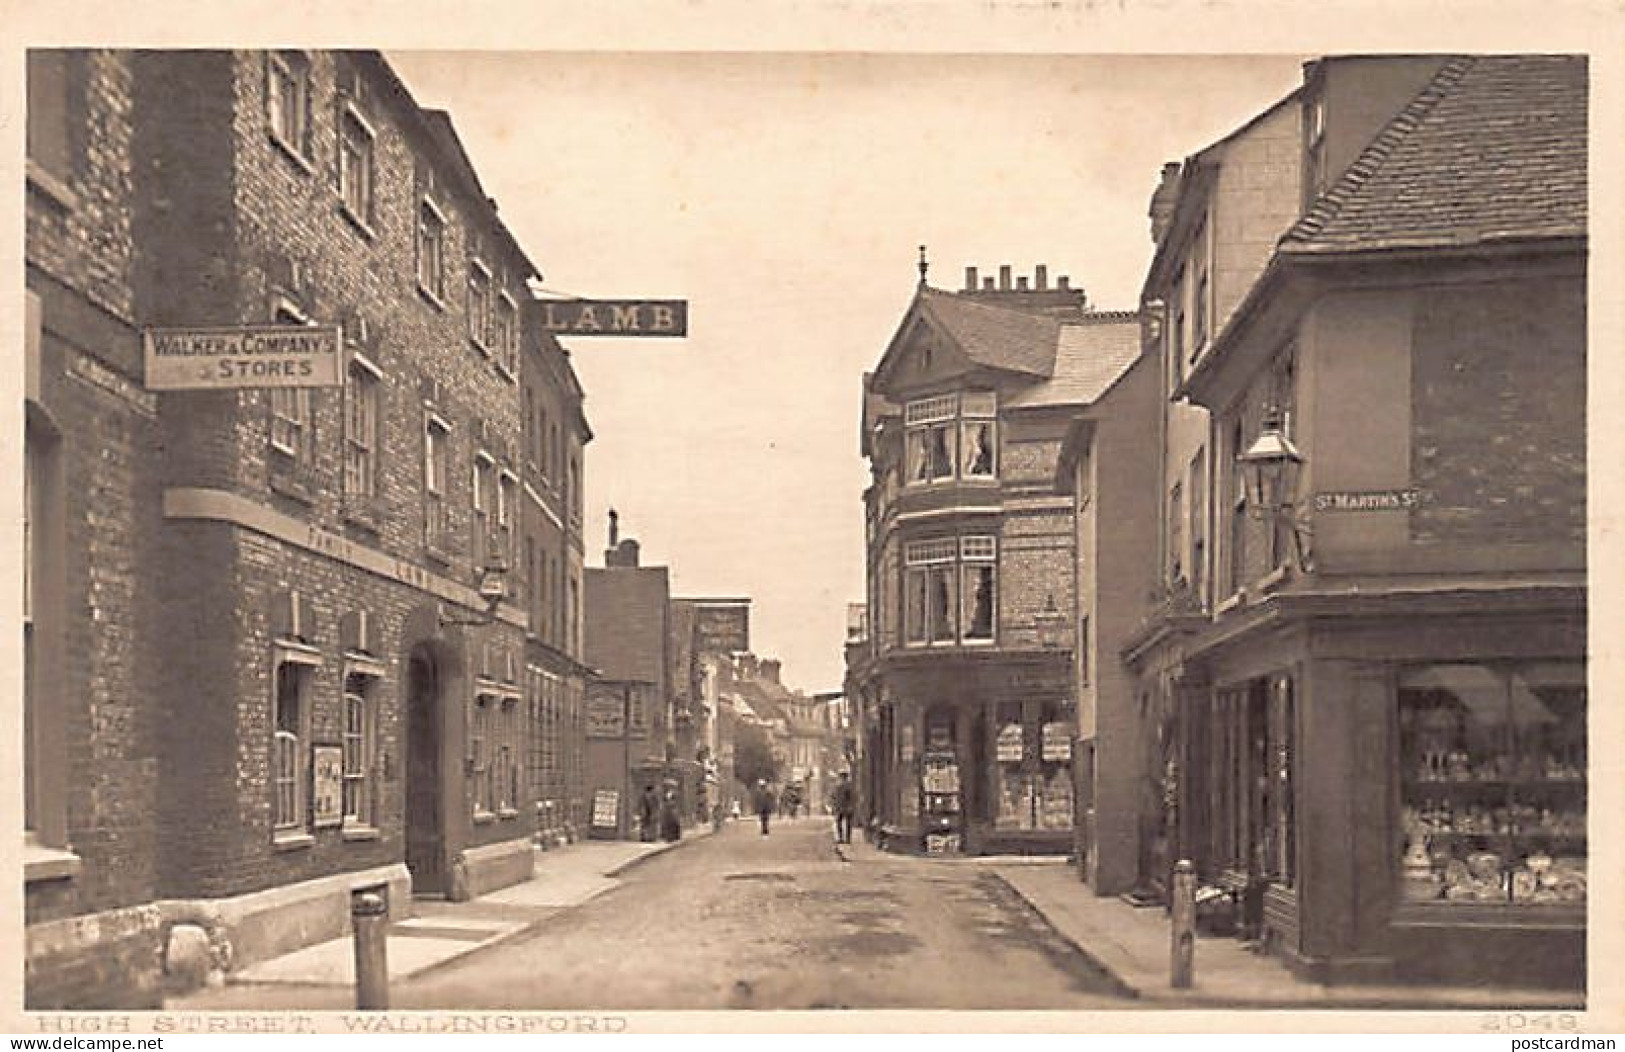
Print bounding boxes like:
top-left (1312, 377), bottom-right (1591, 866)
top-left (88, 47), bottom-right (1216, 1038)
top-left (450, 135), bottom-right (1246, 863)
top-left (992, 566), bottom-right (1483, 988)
top-left (608, 508), bottom-right (619, 548)
top-left (1035, 264), bottom-right (1048, 290)
top-left (1057, 276), bottom-right (1071, 290)
top-left (1016, 276), bottom-right (1030, 291)
top-left (998, 265), bottom-right (1012, 291)
top-left (964, 266), bottom-right (978, 291)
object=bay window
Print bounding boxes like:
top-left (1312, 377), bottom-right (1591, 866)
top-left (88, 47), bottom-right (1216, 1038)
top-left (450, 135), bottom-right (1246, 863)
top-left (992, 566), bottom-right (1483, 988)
top-left (905, 391), bottom-right (997, 485)
top-left (905, 535), bottom-right (997, 646)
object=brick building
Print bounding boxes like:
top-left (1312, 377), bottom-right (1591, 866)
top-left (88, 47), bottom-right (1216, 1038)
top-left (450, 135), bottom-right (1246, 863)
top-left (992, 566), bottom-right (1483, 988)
top-left (849, 263), bottom-right (1139, 856)
top-left (1141, 55), bottom-right (1587, 988)
top-left (519, 310), bottom-right (592, 846)
top-left (24, 49), bottom-right (561, 1006)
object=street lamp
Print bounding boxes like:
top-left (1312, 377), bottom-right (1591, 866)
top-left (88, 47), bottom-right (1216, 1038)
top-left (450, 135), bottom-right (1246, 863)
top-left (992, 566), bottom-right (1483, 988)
top-left (440, 557), bottom-right (509, 627)
top-left (1237, 407), bottom-right (1312, 571)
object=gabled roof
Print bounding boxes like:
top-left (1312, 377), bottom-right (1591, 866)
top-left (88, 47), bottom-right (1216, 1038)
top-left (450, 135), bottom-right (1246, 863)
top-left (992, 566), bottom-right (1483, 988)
top-left (1282, 54), bottom-right (1587, 255)
top-left (1004, 312), bottom-right (1142, 409)
top-left (917, 288), bottom-right (1061, 377)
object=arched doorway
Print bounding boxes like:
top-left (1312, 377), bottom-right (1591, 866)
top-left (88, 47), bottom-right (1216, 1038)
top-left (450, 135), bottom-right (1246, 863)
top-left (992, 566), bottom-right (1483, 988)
top-left (405, 643), bottom-right (446, 895)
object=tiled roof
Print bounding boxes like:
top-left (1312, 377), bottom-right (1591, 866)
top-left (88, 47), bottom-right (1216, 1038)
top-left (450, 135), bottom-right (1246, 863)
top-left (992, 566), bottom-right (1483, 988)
top-left (919, 288), bottom-right (1060, 377)
top-left (1004, 313), bottom-right (1142, 409)
top-left (1283, 55), bottom-right (1587, 254)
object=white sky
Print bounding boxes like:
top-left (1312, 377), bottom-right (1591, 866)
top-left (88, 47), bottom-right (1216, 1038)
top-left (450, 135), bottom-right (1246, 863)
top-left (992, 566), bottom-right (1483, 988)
top-left (386, 52), bottom-right (1309, 692)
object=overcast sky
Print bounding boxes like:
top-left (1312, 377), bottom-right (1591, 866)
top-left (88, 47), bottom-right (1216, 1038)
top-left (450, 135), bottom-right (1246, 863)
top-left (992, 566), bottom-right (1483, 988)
top-left (386, 51), bottom-right (1307, 692)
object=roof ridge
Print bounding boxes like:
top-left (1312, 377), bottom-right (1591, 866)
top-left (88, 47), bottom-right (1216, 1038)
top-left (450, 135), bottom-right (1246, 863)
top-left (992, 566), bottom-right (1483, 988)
top-left (1282, 55), bottom-right (1478, 248)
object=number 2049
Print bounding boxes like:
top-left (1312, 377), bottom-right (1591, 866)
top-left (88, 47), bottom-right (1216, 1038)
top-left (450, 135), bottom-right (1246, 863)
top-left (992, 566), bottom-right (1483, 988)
top-left (1481, 1014), bottom-right (1581, 1032)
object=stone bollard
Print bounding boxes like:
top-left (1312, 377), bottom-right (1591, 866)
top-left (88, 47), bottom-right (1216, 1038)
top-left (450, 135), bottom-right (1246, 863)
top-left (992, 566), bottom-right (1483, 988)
top-left (1170, 859), bottom-right (1196, 989)
top-left (352, 891), bottom-right (390, 1010)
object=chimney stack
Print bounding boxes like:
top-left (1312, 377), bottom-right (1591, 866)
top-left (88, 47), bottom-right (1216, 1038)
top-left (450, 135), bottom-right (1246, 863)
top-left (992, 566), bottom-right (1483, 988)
top-left (998, 265), bottom-right (1012, 291)
top-left (1057, 275), bottom-right (1071, 290)
top-left (1016, 276), bottom-right (1030, 291)
top-left (964, 266), bottom-right (978, 292)
top-left (1035, 264), bottom-right (1048, 290)
top-left (983, 277), bottom-right (995, 291)
top-left (1149, 161), bottom-right (1183, 245)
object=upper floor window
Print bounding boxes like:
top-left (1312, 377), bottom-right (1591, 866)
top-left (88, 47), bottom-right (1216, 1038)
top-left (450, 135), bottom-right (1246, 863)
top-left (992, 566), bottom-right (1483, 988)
top-left (343, 352), bottom-right (381, 500)
top-left (1189, 448), bottom-right (1208, 600)
top-left (494, 292), bottom-right (519, 378)
top-left (417, 197), bottom-right (447, 304)
top-left (498, 470), bottom-right (518, 565)
top-left (270, 388), bottom-right (311, 459)
top-left (338, 103), bottom-right (375, 228)
top-left (424, 413), bottom-right (451, 545)
top-left (266, 51), bottom-right (311, 161)
top-left (1191, 220), bottom-right (1210, 355)
top-left (1168, 481), bottom-right (1185, 586)
top-left (1304, 94), bottom-right (1328, 209)
top-left (904, 535), bottom-right (998, 646)
top-left (1169, 271), bottom-right (1187, 393)
top-left (26, 51), bottom-right (73, 194)
top-left (905, 392), bottom-right (998, 485)
top-left (468, 259), bottom-right (492, 350)
top-left (472, 450), bottom-right (496, 560)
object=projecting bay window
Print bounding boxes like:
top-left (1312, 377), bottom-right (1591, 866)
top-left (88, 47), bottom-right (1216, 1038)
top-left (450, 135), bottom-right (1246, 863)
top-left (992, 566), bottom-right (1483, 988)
top-left (906, 392), bottom-right (997, 484)
top-left (961, 536), bottom-right (996, 643)
top-left (906, 536), bottom-right (997, 647)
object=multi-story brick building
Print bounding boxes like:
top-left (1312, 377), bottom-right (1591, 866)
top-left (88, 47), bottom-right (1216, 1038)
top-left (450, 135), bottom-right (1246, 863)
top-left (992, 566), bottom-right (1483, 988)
top-left (850, 262), bottom-right (1139, 856)
top-left (1143, 55), bottom-right (1587, 989)
top-left (24, 49), bottom-right (559, 1007)
top-left (520, 310), bottom-right (591, 846)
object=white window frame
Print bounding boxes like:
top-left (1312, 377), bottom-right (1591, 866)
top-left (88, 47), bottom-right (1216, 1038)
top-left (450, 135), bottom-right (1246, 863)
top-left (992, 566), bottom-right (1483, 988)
top-left (498, 469), bottom-right (518, 566)
top-left (341, 660), bottom-right (384, 832)
top-left (424, 412), bottom-right (452, 546)
top-left (960, 535), bottom-right (998, 644)
top-left (272, 644), bottom-right (321, 841)
top-left (266, 51), bottom-right (310, 162)
top-left (468, 258), bottom-right (492, 352)
top-left (338, 102), bottom-right (375, 229)
top-left (417, 195), bottom-right (447, 305)
top-left (344, 351), bottom-right (382, 500)
top-left (494, 291), bottom-right (519, 379)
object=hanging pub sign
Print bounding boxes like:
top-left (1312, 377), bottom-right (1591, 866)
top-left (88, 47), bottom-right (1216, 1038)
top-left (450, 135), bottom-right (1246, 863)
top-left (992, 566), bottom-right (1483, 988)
top-left (144, 324), bottom-right (344, 390)
top-left (538, 299), bottom-right (688, 338)
top-left (997, 724), bottom-right (1025, 763)
top-left (1041, 722), bottom-right (1074, 762)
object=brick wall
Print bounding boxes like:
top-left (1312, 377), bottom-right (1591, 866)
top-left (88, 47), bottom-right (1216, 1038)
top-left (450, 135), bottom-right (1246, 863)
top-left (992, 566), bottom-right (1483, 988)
top-left (1412, 276), bottom-right (1585, 546)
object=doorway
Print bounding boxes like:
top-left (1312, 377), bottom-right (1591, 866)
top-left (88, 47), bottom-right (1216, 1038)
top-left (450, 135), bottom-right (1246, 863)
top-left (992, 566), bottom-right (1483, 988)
top-left (405, 644), bottom-right (445, 896)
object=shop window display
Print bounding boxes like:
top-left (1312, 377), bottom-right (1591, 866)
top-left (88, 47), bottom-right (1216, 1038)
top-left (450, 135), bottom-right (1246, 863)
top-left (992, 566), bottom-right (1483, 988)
top-left (992, 703), bottom-right (1074, 832)
top-left (1398, 661), bottom-right (1586, 907)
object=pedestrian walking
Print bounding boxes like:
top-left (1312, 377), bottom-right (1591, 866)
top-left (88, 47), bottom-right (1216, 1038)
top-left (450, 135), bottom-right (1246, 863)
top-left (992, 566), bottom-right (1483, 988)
top-left (832, 771), bottom-right (856, 844)
top-left (659, 786), bottom-right (682, 842)
top-left (752, 779), bottom-right (774, 835)
top-left (637, 784), bottom-right (660, 843)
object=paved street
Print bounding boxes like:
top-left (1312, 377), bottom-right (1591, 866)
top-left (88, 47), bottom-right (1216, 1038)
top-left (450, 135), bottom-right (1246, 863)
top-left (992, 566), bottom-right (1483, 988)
top-left (180, 818), bottom-right (1127, 1012)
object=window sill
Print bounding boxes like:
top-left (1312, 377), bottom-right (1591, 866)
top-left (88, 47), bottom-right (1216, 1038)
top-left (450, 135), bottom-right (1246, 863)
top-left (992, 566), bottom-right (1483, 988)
top-left (473, 811), bottom-right (497, 826)
top-left (418, 285), bottom-right (449, 313)
top-left (338, 202), bottom-right (378, 241)
top-left (424, 542), bottom-right (456, 567)
top-left (1214, 592), bottom-right (1245, 617)
top-left (273, 831), bottom-right (315, 852)
top-left (24, 839), bottom-right (82, 884)
top-left (26, 159), bottom-right (79, 212)
top-left (497, 808), bottom-right (520, 820)
top-left (269, 468), bottom-right (316, 506)
top-left (470, 337), bottom-right (492, 358)
top-left (342, 824), bottom-right (381, 842)
top-left (268, 130), bottom-right (316, 176)
top-left (343, 500), bottom-right (384, 535)
top-left (493, 362), bottom-right (517, 385)
top-left (1253, 565), bottom-right (1289, 595)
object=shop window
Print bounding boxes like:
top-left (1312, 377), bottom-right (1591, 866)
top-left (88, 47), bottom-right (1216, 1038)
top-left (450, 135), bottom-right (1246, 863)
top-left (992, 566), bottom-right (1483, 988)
top-left (338, 102), bottom-right (375, 227)
top-left (992, 701), bottom-right (1073, 833)
top-left (266, 51), bottom-right (310, 162)
top-left (1398, 662), bottom-right (1586, 907)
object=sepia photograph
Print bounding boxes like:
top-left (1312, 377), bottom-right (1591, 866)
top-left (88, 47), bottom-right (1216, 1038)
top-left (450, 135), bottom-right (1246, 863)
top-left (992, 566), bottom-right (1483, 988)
top-left (9, 0), bottom-right (1622, 1036)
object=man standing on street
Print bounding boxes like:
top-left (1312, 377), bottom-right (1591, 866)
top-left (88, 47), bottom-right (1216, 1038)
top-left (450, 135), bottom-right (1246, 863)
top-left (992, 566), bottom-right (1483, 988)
top-left (752, 779), bottom-right (774, 836)
top-left (832, 771), bottom-right (856, 845)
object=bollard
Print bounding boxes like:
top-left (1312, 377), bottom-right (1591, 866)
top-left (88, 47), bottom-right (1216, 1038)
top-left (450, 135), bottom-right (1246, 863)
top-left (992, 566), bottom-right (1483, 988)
top-left (352, 891), bottom-right (390, 1010)
top-left (1170, 859), bottom-right (1196, 990)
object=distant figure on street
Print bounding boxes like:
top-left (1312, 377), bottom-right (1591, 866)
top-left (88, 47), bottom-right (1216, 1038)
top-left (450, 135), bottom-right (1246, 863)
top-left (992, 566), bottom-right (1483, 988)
top-left (832, 771), bottom-right (856, 844)
top-left (659, 787), bottom-right (682, 842)
top-left (637, 784), bottom-right (660, 843)
top-left (730, 799), bottom-right (742, 821)
top-left (752, 779), bottom-right (774, 835)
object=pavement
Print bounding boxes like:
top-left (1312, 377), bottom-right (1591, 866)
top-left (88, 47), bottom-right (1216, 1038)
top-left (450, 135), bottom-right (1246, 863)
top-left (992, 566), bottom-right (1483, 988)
top-left (168, 824), bottom-right (715, 1006)
top-left (837, 835), bottom-right (1583, 1011)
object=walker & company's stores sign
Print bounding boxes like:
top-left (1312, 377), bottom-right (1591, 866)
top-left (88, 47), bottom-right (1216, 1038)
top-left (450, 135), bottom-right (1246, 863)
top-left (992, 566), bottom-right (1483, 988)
top-left (144, 325), bottom-right (344, 390)
top-left (538, 299), bottom-right (688, 337)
